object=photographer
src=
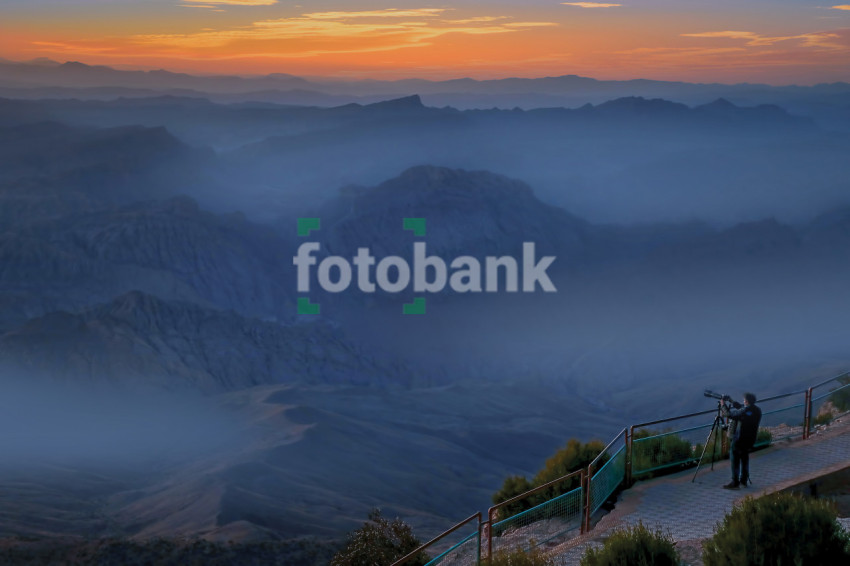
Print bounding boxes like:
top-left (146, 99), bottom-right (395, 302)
top-left (721, 392), bottom-right (762, 489)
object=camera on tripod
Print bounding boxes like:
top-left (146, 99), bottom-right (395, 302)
top-left (704, 390), bottom-right (731, 430)
top-left (692, 389), bottom-right (735, 482)
top-left (704, 389), bottom-right (731, 403)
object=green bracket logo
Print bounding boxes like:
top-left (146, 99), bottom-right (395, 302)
top-left (297, 297), bottom-right (320, 315)
top-left (298, 217), bottom-right (321, 237)
top-left (403, 217), bottom-right (426, 237)
top-left (402, 219), bottom-right (426, 313)
top-left (297, 217), bottom-right (322, 315)
top-left (403, 297), bottom-right (426, 315)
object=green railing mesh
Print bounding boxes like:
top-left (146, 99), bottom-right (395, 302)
top-left (810, 381), bottom-right (850, 431)
top-left (632, 422), bottom-right (710, 476)
top-left (754, 401), bottom-right (804, 445)
top-left (490, 485), bottom-right (584, 554)
top-left (588, 444), bottom-right (625, 516)
top-left (425, 530), bottom-right (480, 566)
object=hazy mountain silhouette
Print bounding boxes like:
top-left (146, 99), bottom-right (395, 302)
top-left (2, 93), bottom-right (838, 225)
top-left (0, 291), bottom-right (401, 392)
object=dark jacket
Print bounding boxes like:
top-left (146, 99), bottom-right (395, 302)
top-left (726, 402), bottom-right (762, 451)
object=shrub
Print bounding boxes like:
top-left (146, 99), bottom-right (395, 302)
top-left (489, 546), bottom-right (555, 566)
top-left (702, 492), bottom-right (850, 566)
top-left (580, 522), bottom-right (679, 566)
top-left (492, 475), bottom-right (535, 518)
top-left (753, 427), bottom-right (772, 449)
top-left (330, 509), bottom-right (428, 566)
top-left (532, 439), bottom-right (606, 502)
top-left (814, 412), bottom-right (834, 426)
top-left (631, 429), bottom-right (696, 479)
top-left (492, 439), bottom-right (605, 519)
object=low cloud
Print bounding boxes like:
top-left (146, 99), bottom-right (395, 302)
top-left (682, 30), bottom-right (846, 50)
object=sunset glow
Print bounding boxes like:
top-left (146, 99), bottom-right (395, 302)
top-left (1, 0), bottom-right (848, 83)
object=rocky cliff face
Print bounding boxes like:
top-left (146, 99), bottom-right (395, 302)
top-left (0, 291), bottom-right (406, 392)
top-left (317, 165), bottom-right (592, 261)
top-left (0, 196), bottom-right (295, 331)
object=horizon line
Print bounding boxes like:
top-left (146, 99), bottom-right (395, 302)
top-left (2, 56), bottom-right (848, 89)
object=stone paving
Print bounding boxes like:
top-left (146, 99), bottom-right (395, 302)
top-left (551, 417), bottom-right (850, 565)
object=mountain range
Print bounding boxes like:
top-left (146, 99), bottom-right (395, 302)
top-left (1, 72), bottom-right (850, 545)
top-left (1, 59), bottom-right (848, 126)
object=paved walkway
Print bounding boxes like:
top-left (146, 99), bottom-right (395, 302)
top-left (552, 417), bottom-right (850, 565)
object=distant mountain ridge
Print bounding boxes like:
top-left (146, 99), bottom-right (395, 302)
top-left (1, 59), bottom-right (848, 132)
top-left (1, 58), bottom-right (847, 98)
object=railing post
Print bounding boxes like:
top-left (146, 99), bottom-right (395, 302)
top-left (626, 426), bottom-right (634, 487)
top-left (578, 470), bottom-right (586, 534)
top-left (584, 463), bottom-right (593, 533)
top-left (478, 520), bottom-right (484, 565)
top-left (487, 508), bottom-right (494, 563)
top-left (803, 388), bottom-right (813, 440)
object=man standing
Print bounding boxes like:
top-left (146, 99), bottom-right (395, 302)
top-left (722, 392), bottom-right (762, 489)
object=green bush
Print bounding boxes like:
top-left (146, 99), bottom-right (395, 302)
top-left (330, 509), bottom-right (428, 566)
top-left (813, 412), bottom-right (834, 426)
top-left (532, 439), bottom-right (606, 502)
top-left (492, 475), bottom-right (534, 518)
top-left (753, 427), bottom-right (772, 449)
top-left (702, 492), bottom-right (850, 566)
top-left (580, 522), bottom-right (679, 566)
top-left (489, 546), bottom-right (555, 566)
top-left (631, 428), bottom-right (697, 479)
top-left (492, 439), bottom-right (605, 519)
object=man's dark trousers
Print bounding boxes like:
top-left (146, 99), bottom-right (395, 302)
top-left (731, 440), bottom-right (750, 484)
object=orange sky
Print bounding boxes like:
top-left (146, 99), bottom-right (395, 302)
top-left (1, 1), bottom-right (849, 83)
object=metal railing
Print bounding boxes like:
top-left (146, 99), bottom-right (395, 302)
top-left (628, 408), bottom-right (717, 483)
top-left (386, 369), bottom-right (849, 565)
top-left (753, 390), bottom-right (808, 446)
top-left (392, 512), bottom-right (482, 566)
top-left (584, 428), bottom-right (627, 531)
top-left (487, 468), bottom-right (585, 559)
top-left (807, 372), bottom-right (850, 435)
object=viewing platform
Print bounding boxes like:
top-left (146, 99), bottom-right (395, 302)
top-left (552, 415), bottom-right (850, 565)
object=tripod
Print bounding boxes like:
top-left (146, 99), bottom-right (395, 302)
top-left (692, 401), bottom-right (726, 482)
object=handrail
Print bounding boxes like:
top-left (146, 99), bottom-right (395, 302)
top-left (630, 389), bottom-right (808, 431)
top-left (588, 427), bottom-right (627, 472)
top-left (759, 389), bottom-right (809, 402)
top-left (488, 468), bottom-right (584, 514)
top-left (487, 468), bottom-right (585, 559)
top-left (808, 370), bottom-right (850, 391)
top-left (585, 428), bottom-right (627, 532)
top-left (391, 512), bottom-right (481, 566)
top-left (629, 409), bottom-right (716, 432)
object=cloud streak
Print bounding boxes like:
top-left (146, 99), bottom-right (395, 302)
top-left (682, 30), bottom-right (847, 50)
top-left (181, 0), bottom-right (278, 5)
top-left (561, 2), bottom-right (622, 8)
top-left (302, 9), bottom-right (446, 20)
top-left (39, 9), bottom-right (558, 61)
